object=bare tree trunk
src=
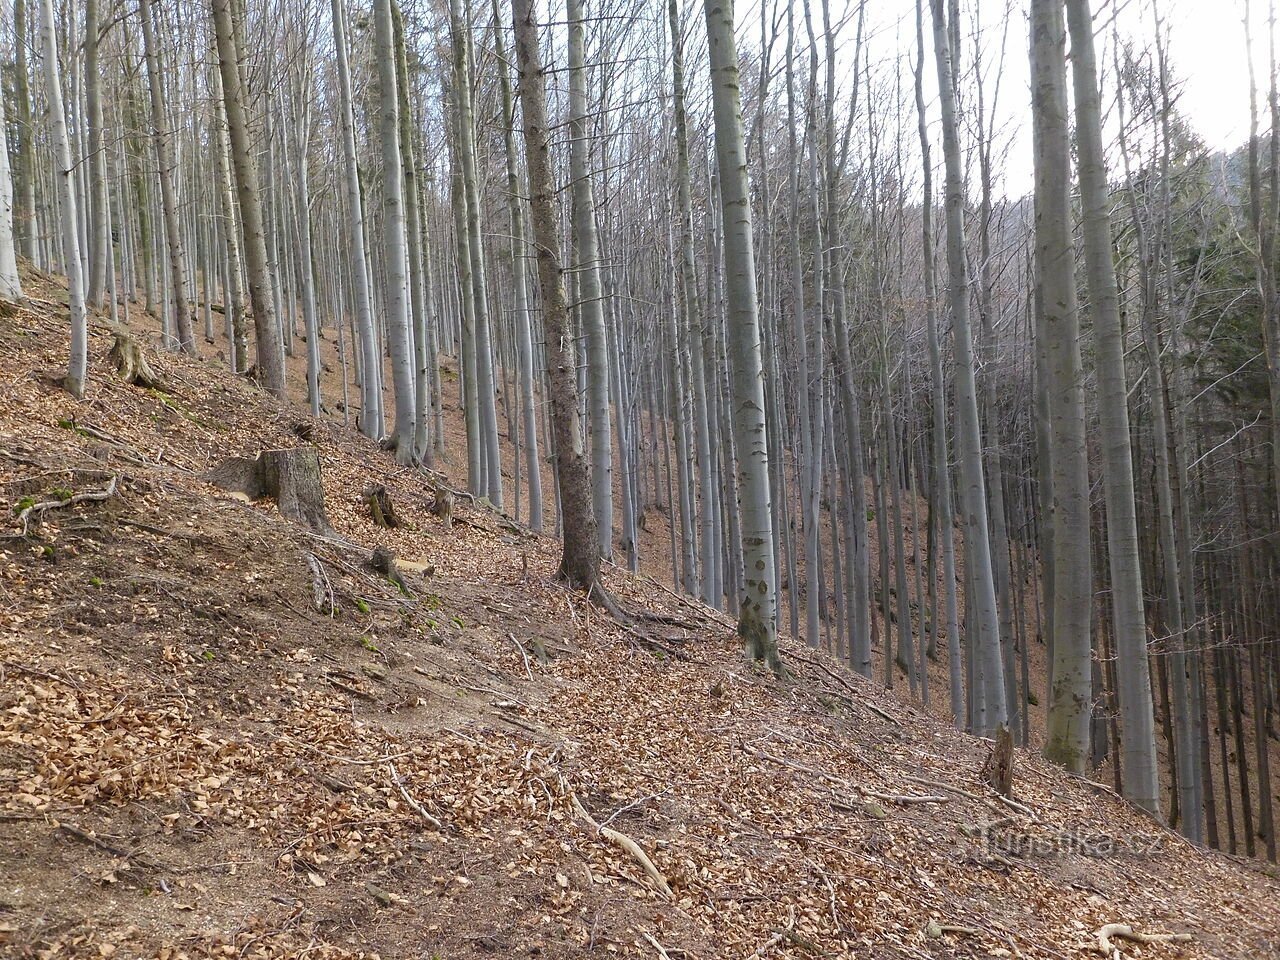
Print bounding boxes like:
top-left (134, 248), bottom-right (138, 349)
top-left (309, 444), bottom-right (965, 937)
top-left (929, 0), bottom-right (1005, 732)
top-left (1067, 0), bottom-right (1160, 816)
top-left (41, 0), bottom-right (88, 396)
top-left (210, 0), bottom-right (286, 397)
top-left (140, 0), bottom-right (195, 353)
top-left (705, 0), bottom-right (779, 670)
top-left (492, 0), bottom-right (542, 528)
top-left (0, 87), bottom-right (21, 301)
top-left (511, 0), bottom-right (599, 589)
top-left (85, 0), bottom-right (108, 307)
top-left (1031, 0), bottom-right (1091, 772)
top-left (373, 0), bottom-right (417, 463)
top-left (331, 0), bottom-right (382, 437)
top-left (450, 0), bottom-right (502, 507)
top-left (566, 0), bottom-right (613, 557)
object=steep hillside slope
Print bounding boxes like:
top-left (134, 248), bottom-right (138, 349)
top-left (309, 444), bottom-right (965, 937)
top-left (2, 280), bottom-right (1278, 959)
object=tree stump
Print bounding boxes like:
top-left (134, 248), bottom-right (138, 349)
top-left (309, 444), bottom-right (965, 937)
top-left (370, 545), bottom-right (407, 594)
top-left (206, 448), bottom-right (332, 534)
top-left (981, 726), bottom-right (1015, 797)
top-left (363, 484), bottom-right (402, 528)
top-left (430, 481), bottom-right (454, 531)
top-left (108, 326), bottom-right (164, 389)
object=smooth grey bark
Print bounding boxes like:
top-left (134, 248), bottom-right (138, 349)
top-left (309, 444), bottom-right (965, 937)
top-left (331, 0), bottom-right (382, 438)
top-left (286, 62), bottom-right (321, 418)
top-left (567, 0), bottom-right (613, 557)
top-left (211, 64), bottom-right (248, 373)
top-left (0, 89), bottom-right (21, 301)
top-left (915, 0), bottom-right (960, 721)
top-left (705, 0), bottom-right (778, 670)
top-left (511, 0), bottom-right (599, 589)
top-left (670, 0), bottom-right (715, 603)
top-left (929, 0), bottom-right (1006, 732)
top-left (41, 0), bottom-right (87, 396)
top-left (449, 0), bottom-right (502, 506)
top-left (373, 0), bottom-right (417, 463)
top-left (14, 0), bottom-right (36, 263)
top-left (1032, 0), bottom-right (1091, 773)
top-left (1066, 0), bottom-right (1160, 816)
top-left (492, 0), bottom-right (543, 530)
top-left (140, 0), bottom-right (195, 354)
top-left (210, 0), bottom-right (286, 397)
top-left (392, 1), bottom-right (431, 462)
top-left (85, 0), bottom-right (108, 307)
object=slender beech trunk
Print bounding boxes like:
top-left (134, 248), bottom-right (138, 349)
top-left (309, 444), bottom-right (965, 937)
top-left (14, 0), bottom-right (37, 263)
top-left (331, 0), bottom-right (382, 437)
top-left (85, 0), bottom-right (109, 307)
top-left (493, 0), bottom-right (542, 529)
top-left (1067, 0), bottom-right (1160, 815)
top-left (705, 0), bottom-right (778, 670)
top-left (566, 0), bottom-right (613, 557)
top-left (140, 0), bottom-right (195, 353)
top-left (0, 89), bottom-right (21, 302)
top-left (210, 0), bottom-right (286, 397)
top-left (373, 0), bottom-right (417, 463)
top-left (929, 0), bottom-right (1005, 732)
top-left (1031, 0), bottom-right (1091, 772)
top-left (450, 0), bottom-right (502, 506)
top-left (511, 0), bottom-right (599, 589)
top-left (41, 0), bottom-right (88, 397)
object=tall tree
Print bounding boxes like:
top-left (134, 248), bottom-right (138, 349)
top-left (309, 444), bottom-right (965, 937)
top-left (331, 0), bottom-right (382, 437)
top-left (567, 0), bottom-right (614, 558)
top-left (1067, 0), bottom-right (1160, 814)
top-left (41, 0), bottom-right (88, 397)
top-left (140, 0), bottom-right (196, 353)
top-left (1032, 0), bottom-right (1092, 773)
top-left (373, 0), bottom-right (418, 463)
top-left (0, 88), bottom-right (21, 302)
top-left (210, 0), bottom-right (287, 397)
top-left (705, 0), bottom-right (779, 671)
top-left (929, 0), bottom-right (1006, 731)
top-left (511, 0), bottom-right (599, 589)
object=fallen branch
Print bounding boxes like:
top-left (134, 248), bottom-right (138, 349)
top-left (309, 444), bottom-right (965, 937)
top-left (641, 931), bottom-right (673, 960)
top-left (387, 761), bottom-right (443, 830)
top-left (16, 475), bottom-right (120, 534)
top-left (571, 793), bottom-right (672, 899)
top-left (1093, 923), bottom-right (1192, 959)
top-left (862, 788), bottom-right (949, 805)
top-left (506, 632), bottom-right (534, 681)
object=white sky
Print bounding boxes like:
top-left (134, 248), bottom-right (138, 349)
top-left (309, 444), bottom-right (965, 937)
top-left (851, 0), bottom-right (1270, 199)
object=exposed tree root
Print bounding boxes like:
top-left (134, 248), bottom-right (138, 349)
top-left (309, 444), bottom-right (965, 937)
top-left (15, 474), bottom-right (120, 535)
top-left (1093, 923), bottom-right (1192, 958)
top-left (570, 793), bottom-right (672, 899)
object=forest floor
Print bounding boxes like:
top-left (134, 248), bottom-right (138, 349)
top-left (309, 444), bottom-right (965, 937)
top-left (2, 272), bottom-right (1279, 959)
